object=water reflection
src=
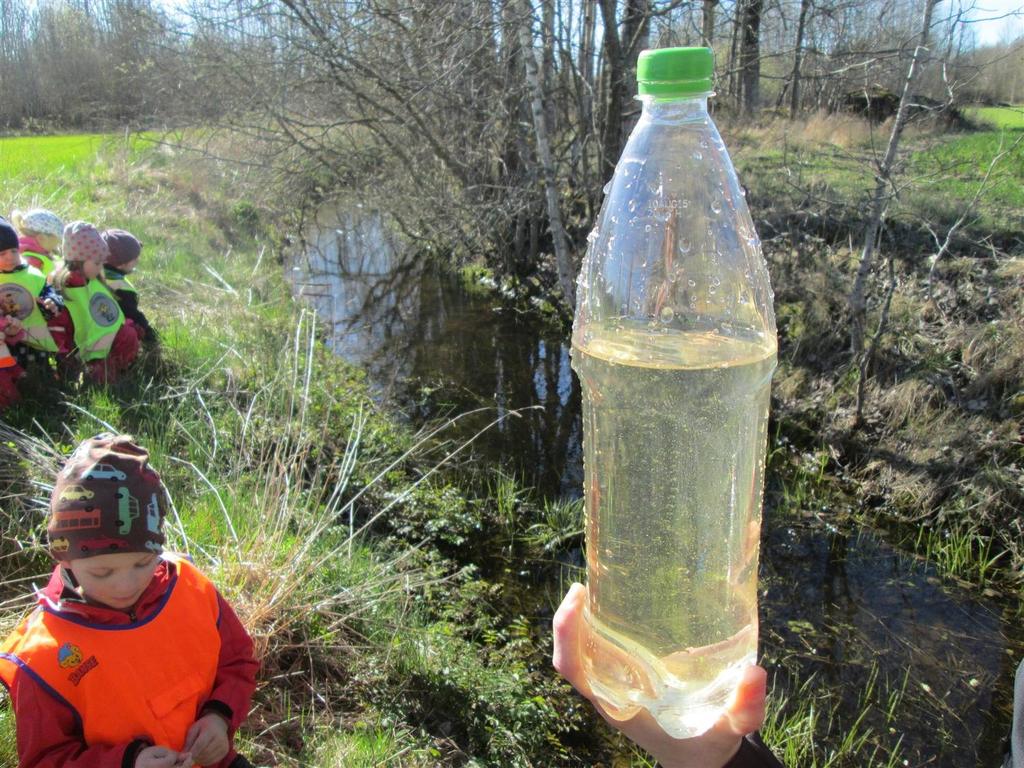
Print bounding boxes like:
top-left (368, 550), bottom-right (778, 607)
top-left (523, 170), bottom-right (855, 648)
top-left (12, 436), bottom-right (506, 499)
top-left (291, 209), bottom-right (1020, 767)
top-left (763, 521), bottom-right (1017, 765)
top-left (292, 208), bottom-right (583, 497)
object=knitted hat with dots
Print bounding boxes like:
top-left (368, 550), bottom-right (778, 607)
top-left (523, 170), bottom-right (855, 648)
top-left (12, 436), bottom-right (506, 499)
top-left (12, 209), bottom-right (63, 239)
top-left (0, 218), bottom-right (17, 252)
top-left (62, 221), bottom-right (108, 264)
top-left (48, 434), bottom-right (168, 562)
top-left (101, 229), bottom-right (142, 268)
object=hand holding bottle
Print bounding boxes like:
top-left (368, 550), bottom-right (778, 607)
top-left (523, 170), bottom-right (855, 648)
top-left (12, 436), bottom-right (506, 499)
top-left (553, 583), bottom-right (768, 768)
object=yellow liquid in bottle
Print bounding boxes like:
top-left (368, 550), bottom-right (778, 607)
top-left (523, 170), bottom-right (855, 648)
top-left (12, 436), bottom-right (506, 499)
top-left (573, 325), bottom-right (776, 738)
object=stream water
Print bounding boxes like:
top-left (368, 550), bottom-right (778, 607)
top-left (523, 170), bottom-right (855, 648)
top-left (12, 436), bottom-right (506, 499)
top-left (290, 208), bottom-right (1022, 766)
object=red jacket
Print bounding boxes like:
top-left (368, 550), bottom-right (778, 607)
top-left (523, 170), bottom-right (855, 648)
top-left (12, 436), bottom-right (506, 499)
top-left (2, 560), bottom-right (258, 768)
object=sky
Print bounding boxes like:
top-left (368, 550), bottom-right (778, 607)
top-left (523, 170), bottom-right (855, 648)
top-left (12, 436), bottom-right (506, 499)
top-left (955, 0), bottom-right (1024, 46)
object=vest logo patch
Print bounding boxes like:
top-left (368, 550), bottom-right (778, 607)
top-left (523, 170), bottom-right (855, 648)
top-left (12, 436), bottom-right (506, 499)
top-left (57, 642), bottom-right (82, 668)
top-left (88, 293), bottom-right (119, 327)
top-left (0, 284), bottom-right (34, 320)
top-left (67, 655), bottom-right (99, 686)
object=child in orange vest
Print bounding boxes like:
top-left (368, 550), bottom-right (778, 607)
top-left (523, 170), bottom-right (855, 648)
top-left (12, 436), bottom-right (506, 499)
top-left (0, 434), bottom-right (258, 768)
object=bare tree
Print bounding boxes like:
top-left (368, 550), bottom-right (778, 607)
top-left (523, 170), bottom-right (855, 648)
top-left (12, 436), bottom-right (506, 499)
top-left (848, 0), bottom-right (940, 360)
top-left (702, 0), bottom-right (718, 46)
top-left (518, 0), bottom-right (575, 306)
top-left (738, 0), bottom-right (764, 114)
top-left (598, 0), bottom-right (651, 175)
top-left (788, 0), bottom-right (812, 117)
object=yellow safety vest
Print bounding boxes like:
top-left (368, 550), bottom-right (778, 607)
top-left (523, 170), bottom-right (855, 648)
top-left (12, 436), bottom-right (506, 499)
top-left (0, 265), bottom-right (58, 352)
top-left (22, 250), bottom-right (56, 276)
top-left (103, 267), bottom-right (137, 295)
top-left (63, 279), bottom-right (124, 361)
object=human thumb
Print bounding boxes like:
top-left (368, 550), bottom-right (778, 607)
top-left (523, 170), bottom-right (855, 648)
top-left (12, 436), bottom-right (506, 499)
top-left (724, 664), bottom-right (768, 735)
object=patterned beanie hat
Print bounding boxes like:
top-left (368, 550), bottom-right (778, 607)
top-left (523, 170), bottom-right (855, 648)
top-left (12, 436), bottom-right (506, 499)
top-left (0, 217), bottom-right (17, 252)
top-left (14, 208), bottom-right (63, 239)
top-left (48, 434), bottom-right (168, 562)
top-left (62, 221), bottom-right (108, 265)
top-left (101, 229), bottom-right (142, 268)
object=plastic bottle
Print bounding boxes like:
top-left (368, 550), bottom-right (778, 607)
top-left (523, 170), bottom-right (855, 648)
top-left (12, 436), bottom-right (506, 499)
top-left (570, 47), bottom-right (777, 739)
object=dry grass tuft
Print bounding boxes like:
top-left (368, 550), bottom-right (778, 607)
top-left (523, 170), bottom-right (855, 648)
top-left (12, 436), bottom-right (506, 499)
top-left (877, 378), bottom-right (945, 433)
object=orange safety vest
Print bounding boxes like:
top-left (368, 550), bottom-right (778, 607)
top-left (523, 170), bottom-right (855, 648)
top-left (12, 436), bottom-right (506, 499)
top-left (0, 555), bottom-right (221, 757)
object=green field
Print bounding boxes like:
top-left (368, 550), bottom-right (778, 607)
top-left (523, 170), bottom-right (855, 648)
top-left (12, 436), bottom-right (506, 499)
top-left (0, 133), bottom-right (155, 209)
top-left (730, 112), bottom-right (1024, 238)
top-left (0, 133), bottom-right (121, 176)
top-left (966, 105), bottom-right (1024, 130)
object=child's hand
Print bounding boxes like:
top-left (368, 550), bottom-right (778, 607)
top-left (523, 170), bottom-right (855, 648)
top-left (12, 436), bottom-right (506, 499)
top-left (39, 297), bottom-right (58, 315)
top-left (134, 745), bottom-right (191, 768)
top-left (552, 583), bottom-right (768, 768)
top-left (183, 712), bottom-right (230, 766)
top-left (2, 317), bottom-right (22, 337)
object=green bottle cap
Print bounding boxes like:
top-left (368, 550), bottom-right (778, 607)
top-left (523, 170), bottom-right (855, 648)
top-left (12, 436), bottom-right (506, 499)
top-left (636, 47), bottom-right (714, 97)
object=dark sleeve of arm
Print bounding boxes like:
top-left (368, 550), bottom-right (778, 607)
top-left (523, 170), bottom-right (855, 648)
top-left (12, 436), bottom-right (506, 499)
top-left (113, 290), bottom-right (154, 340)
top-left (38, 283), bottom-right (64, 312)
top-left (6, 672), bottom-right (149, 768)
top-left (723, 733), bottom-right (787, 768)
top-left (200, 592), bottom-right (259, 733)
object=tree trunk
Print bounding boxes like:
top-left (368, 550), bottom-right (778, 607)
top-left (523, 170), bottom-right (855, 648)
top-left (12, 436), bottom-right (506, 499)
top-left (789, 0), bottom-right (811, 118)
top-left (598, 0), bottom-right (625, 177)
top-left (541, 0), bottom-right (556, 130)
top-left (738, 0), bottom-right (763, 115)
top-left (621, 0), bottom-right (650, 138)
top-left (578, 0), bottom-right (597, 215)
top-left (848, 0), bottom-right (938, 357)
top-left (727, 3), bottom-right (741, 102)
top-left (702, 0), bottom-right (717, 47)
top-left (598, 0), bottom-right (650, 176)
top-left (518, 0), bottom-right (576, 308)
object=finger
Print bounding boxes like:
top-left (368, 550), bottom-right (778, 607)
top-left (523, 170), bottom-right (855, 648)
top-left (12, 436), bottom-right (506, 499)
top-left (189, 730), bottom-right (212, 759)
top-left (196, 740), bottom-right (217, 765)
top-left (182, 722), bottom-right (202, 752)
top-left (721, 664), bottom-right (768, 736)
top-left (552, 583), bottom-right (592, 696)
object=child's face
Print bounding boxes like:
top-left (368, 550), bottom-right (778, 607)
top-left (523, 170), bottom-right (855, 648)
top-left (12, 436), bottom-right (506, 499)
top-left (82, 259), bottom-right (102, 280)
top-left (68, 551), bottom-right (160, 610)
top-left (36, 233), bottom-right (60, 253)
top-left (0, 249), bottom-right (22, 272)
top-left (118, 258), bottom-right (139, 274)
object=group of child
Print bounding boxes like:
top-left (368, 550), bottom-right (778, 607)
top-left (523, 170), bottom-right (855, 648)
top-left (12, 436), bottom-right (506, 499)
top-left (0, 217), bottom-right (257, 767)
top-left (0, 209), bottom-right (155, 409)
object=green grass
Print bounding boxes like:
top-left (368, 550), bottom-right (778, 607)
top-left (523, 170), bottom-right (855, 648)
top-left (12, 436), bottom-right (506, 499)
top-left (732, 114), bottom-right (1024, 239)
top-left (912, 525), bottom-right (1009, 586)
top-left (762, 666), bottom-right (908, 768)
top-left (907, 128), bottom-right (1024, 228)
top-left (0, 132), bottom-right (157, 210)
top-left (0, 133), bottom-right (113, 176)
top-left (308, 722), bottom-right (435, 766)
top-left (966, 105), bottom-right (1024, 130)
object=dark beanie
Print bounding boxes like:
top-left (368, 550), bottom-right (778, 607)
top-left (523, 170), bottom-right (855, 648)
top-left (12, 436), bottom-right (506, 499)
top-left (48, 434), bottom-right (168, 562)
top-left (0, 217), bottom-right (18, 252)
top-left (101, 229), bottom-right (142, 268)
